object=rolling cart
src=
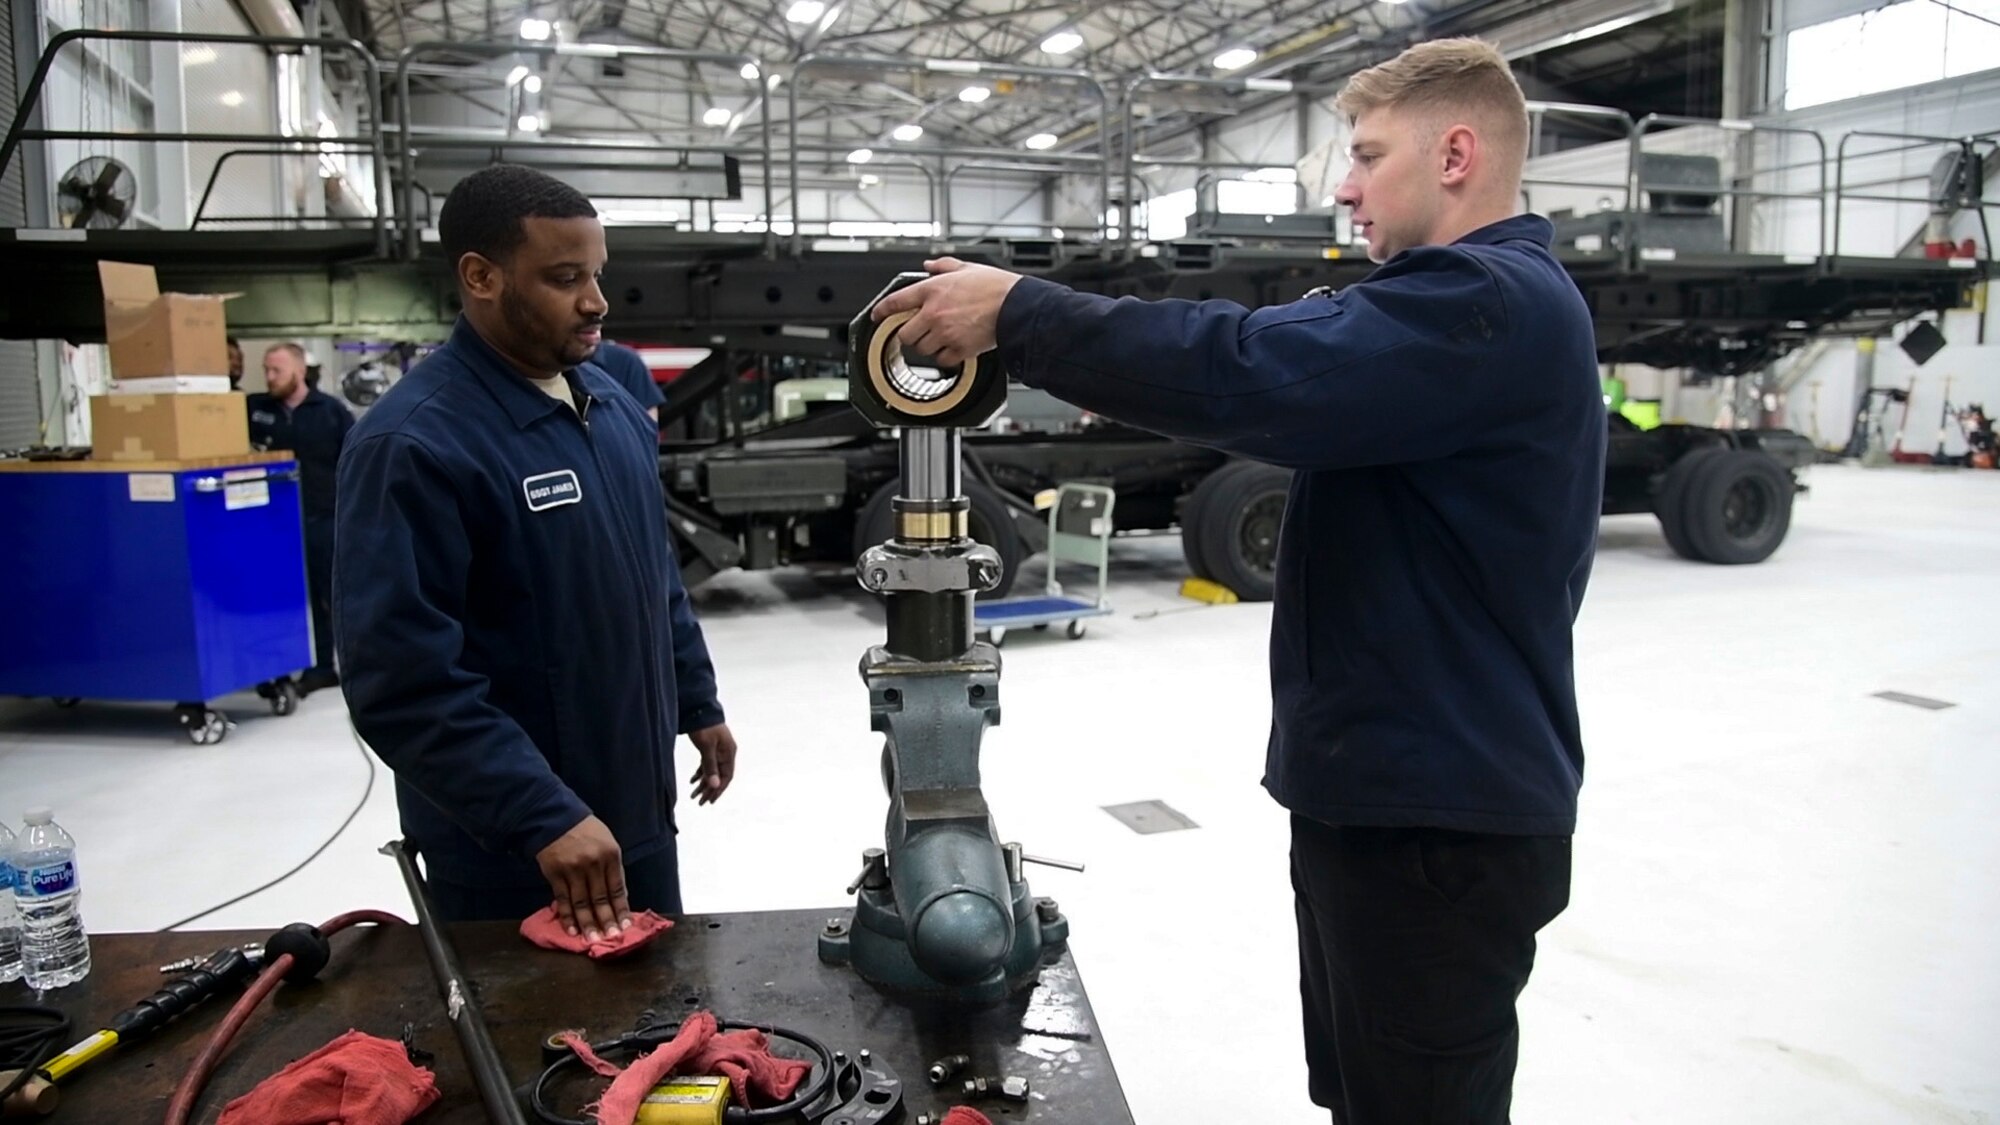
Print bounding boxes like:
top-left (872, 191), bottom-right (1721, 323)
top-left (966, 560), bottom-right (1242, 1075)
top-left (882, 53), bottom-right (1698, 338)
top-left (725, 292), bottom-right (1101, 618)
top-left (0, 453), bottom-right (313, 743)
top-left (975, 482), bottom-right (1115, 647)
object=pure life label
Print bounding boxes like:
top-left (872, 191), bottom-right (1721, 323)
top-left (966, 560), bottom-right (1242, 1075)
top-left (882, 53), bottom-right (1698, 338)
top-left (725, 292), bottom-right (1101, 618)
top-left (24, 861), bottom-right (75, 897)
top-left (522, 469), bottom-right (582, 512)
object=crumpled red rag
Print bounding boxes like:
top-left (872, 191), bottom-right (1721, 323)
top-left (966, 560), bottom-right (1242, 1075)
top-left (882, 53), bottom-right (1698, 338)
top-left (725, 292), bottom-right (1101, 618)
top-left (519, 906), bottom-right (674, 959)
top-left (941, 1110), bottom-right (994, 1125)
top-left (555, 1010), bottom-right (814, 1124)
top-left (215, 1029), bottom-right (439, 1125)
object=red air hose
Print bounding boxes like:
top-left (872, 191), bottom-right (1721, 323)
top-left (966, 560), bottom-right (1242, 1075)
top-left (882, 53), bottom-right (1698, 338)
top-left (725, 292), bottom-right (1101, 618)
top-left (162, 909), bottom-right (407, 1125)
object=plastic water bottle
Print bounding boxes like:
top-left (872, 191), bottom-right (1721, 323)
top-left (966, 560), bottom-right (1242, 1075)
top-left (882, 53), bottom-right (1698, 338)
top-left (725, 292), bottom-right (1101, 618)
top-left (0, 822), bottom-right (21, 983)
top-left (13, 808), bottom-right (90, 990)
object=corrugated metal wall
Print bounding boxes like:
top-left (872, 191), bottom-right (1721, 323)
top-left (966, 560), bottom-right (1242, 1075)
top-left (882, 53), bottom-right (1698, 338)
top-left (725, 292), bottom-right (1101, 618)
top-left (0, 7), bottom-right (43, 449)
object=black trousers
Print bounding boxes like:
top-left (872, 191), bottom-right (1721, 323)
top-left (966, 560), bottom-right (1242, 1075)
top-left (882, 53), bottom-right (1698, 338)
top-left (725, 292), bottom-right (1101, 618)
top-left (1291, 814), bottom-right (1571, 1125)
top-left (302, 516), bottom-right (336, 674)
top-left (422, 836), bottom-right (683, 923)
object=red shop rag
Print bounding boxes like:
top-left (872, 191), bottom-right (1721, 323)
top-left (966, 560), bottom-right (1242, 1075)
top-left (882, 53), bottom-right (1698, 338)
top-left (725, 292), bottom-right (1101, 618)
top-left (554, 1010), bottom-right (814, 1125)
top-left (941, 1110), bottom-right (995, 1125)
top-left (214, 1029), bottom-right (440, 1125)
top-left (519, 907), bottom-right (675, 959)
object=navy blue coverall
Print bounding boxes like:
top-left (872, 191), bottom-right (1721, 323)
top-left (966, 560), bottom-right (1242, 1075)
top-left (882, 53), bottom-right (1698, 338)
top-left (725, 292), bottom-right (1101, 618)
top-left (993, 214), bottom-right (1605, 1123)
top-left (588, 340), bottom-right (665, 417)
top-left (247, 387), bottom-right (354, 676)
top-left (333, 319), bottom-right (723, 920)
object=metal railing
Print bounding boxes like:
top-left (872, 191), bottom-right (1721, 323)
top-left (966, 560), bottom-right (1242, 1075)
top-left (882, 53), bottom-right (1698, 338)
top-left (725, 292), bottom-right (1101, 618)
top-left (1832, 130), bottom-right (1997, 266)
top-left (0, 34), bottom-right (1987, 278)
top-left (1519, 100), bottom-right (1638, 224)
top-left (941, 160), bottom-right (1097, 240)
top-left (786, 53), bottom-right (1111, 256)
top-left (1628, 113), bottom-right (1828, 264)
top-left (392, 39), bottom-right (771, 258)
top-left (1121, 71), bottom-right (1332, 257)
top-left (0, 29), bottom-right (392, 255)
top-left (190, 145), bottom-right (380, 228)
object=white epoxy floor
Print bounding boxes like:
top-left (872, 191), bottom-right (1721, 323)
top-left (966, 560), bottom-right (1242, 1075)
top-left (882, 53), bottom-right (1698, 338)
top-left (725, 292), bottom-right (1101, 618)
top-left (2, 463), bottom-right (1996, 1123)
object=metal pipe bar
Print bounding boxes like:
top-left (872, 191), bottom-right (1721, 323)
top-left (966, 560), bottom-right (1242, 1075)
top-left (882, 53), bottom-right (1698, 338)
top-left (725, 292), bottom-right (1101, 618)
top-left (383, 840), bottom-right (527, 1125)
top-left (0, 29), bottom-right (389, 256)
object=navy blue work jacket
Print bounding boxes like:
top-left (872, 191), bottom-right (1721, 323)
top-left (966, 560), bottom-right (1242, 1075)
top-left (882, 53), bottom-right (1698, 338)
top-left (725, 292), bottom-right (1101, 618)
top-left (586, 340), bottom-right (666, 413)
top-left (247, 388), bottom-right (354, 521)
top-left (333, 318), bottom-right (723, 884)
top-left (995, 215), bottom-right (1604, 835)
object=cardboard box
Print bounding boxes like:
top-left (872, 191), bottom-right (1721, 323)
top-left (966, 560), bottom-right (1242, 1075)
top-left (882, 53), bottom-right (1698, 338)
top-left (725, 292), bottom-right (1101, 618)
top-left (98, 261), bottom-right (233, 379)
top-left (90, 394), bottom-right (250, 462)
top-left (110, 375), bottom-right (234, 395)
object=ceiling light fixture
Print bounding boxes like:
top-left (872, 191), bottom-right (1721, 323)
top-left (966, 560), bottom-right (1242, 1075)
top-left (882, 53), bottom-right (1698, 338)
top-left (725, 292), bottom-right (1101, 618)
top-left (892, 123), bottom-right (924, 142)
top-left (784, 0), bottom-right (825, 23)
top-left (847, 147), bottom-right (874, 164)
top-left (1040, 31), bottom-right (1083, 55)
top-left (1212, 47), bottom-right (1257, 70)
top-left (1025, 132), bottom-right (1058, 150)
top-left (703, 106), bottom-right (733, 126)
top-left (958, 85), bottom-right (991, 103)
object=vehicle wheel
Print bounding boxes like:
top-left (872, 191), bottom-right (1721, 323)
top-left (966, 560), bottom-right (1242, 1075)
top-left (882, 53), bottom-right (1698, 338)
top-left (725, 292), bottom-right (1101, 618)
top-left (1185, 462), bottom-right (1292, 602)
top-left (177, 705), bottom-right (230, 745)
top-left (1655, 447), bottom-right (1725, 561)
top-left (1034, 623), bottom-right (1050, 632)
top-left (1179, 485), bottom-right (1215, 580)
top-left (986, 627), bottom-right (1007, 648)
top-left (1682, 450), bottom-right (1795, 564)
top-left (51, 697), bottom-right (80, 709)
top-left (1066, 619), bottom-right (1088, 640)
top-left (855, 479), bottom-right (1022, 599)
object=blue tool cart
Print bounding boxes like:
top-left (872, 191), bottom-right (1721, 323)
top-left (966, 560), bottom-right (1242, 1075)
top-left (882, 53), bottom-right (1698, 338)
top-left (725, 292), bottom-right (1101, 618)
top-left (975, 482), bottom-right (1116, 647)
top-left (0, 452), bottom-right (312, 743)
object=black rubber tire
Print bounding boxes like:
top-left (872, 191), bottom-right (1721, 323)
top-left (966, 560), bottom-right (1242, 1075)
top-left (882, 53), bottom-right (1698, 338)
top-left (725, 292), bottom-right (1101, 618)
top-left (855, 479), bottom-right (1022, 599)
top-left (1185, 461), bottom-right (1292, 602)
top-left (1656, 446), bottom-right (1725, 561)
top-left (1178, 484), bottom-right (1215, 581)
top-left (1066, 619), bottom-right (1088, 640)
top-left (1682, 449), bottom-right (1795, 565)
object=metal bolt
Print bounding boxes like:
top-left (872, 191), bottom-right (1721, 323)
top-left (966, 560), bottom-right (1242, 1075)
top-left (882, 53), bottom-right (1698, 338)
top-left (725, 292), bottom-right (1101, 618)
top-left (859, 1048), bottom-right (872, 1065)
top-left (825, 918), bottom-right (846, 935)
top-left (868, 568), bottom-right (889, 586)
top-left (1036, 898), bottom-right (1061, 924)
top-left (962, 1075), bottom-right (1032, 1101)
top-left (927, 1053), bottom-right (970, 1086)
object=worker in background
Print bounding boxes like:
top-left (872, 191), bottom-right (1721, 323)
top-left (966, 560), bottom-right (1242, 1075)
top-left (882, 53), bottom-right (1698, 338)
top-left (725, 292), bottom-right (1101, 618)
top-left (247, 342), bottom-right (353, 696)
top-left (334, 164), bottom-right (738, 937)
top-left (587, 340), bottom-right (665, 424)
top-left (872, 39), bottom-right (1601, 1125)
top-left (225, 336), bottom-right (244, 390)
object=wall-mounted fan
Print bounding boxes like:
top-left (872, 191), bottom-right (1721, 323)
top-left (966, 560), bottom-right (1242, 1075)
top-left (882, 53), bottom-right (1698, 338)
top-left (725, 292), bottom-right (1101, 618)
top-left (57, 157), bottom-right (137, 229)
